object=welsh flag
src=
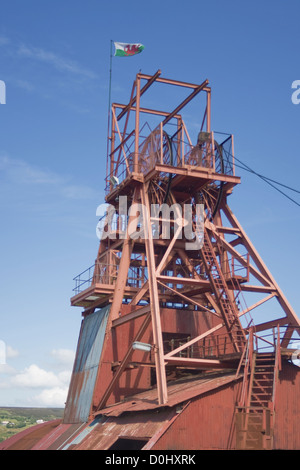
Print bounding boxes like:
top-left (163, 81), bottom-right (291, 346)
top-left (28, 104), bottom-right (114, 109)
top-left (114, 42), bottom-right (144, 57)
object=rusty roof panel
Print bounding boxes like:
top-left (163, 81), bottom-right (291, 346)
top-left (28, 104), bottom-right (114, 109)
top-left (30, 423), bottom-right (72, 450)
top-left (0, 420), bottom-right (62, 450)
top-left (63, 305), bottom-right (110, 423)
top-left (61, 416), bottom-right (105, 450)
top-left (96, 371), bottom-right (241, 417)
top-left (69, 408), bottom-right (174, 450)
top-left (31, 422), bottom-right (86, 450)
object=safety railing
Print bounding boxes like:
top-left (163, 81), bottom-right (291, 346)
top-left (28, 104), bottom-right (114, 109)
top-left (236, 325), bottom-right (300, 408)
top-left (105, 124), bottom-right (235, 195)
top-left (164, 331), bottom-right (245, 359)
top-left (73, 263), bottom-right (118, 295)
top-left (236, 328), bottom-right (254, 407)
top-left (73, 264), bottom-right (95, 295)
top-left (73, 260), bottom-right (148, 295)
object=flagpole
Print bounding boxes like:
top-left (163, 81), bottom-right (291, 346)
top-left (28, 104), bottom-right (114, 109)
top-left (107, 40), bottom-right (113, 163)
top-left (108, 39), bottom-right (113, 120)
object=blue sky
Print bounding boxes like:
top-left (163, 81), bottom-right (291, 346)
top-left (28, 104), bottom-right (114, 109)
top-left (0, 0), bottom-right (300, 407)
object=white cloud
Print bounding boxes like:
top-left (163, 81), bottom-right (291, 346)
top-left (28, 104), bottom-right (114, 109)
top-left (0, 352), bottom-right (73, 406)
top-left (32, 386), bottom-right (68, 407)
top-left (51, 349), bottom-right (75, 366)
top-left (0, 155), bottom-right (63, 186)
top-left (0, 363), bottom-right (17, 378)
top-left (7, 363), bottom-right (72, 407)
top-left (0, 35), bottom-right (100, 113)
top-left (0, 154), bottom-right (99, 201)
top-left (11, 364), bottom-right (61, 388)
top-left (6, 345), bottom-right (19, 359)
top-left (57, 370), bottom-right (72, 384)
top-left (11, 364), bottom-right (72, 389)
top-left (1, 35), bottom-right (98, 111)
top-left (18, 43), bottom-right (98, 80)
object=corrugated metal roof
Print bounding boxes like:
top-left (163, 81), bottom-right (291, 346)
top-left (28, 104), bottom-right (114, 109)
top-left (0, 419), bottom-right (62, 450)
top-left (67, 409), bottom-right (175, 450)
top-left (63, 305), bottom-right (110, 423)
top-left (61, 416), bottom-right (106, 450)
top-left (31, 422), bottom-right (86, 450)
top-left (96, 370), bottom-right (241, 417)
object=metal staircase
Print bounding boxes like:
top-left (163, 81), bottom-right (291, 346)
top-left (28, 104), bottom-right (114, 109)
top-left (235, 327), bottom-right (281, 450)
top-left (201, 229), bottom-right (246, 353)
top-left (251, 353), bottom-right (276, 407)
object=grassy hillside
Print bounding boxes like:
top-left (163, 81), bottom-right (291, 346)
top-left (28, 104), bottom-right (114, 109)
top-left (0, 407), bottom-right (64, 443)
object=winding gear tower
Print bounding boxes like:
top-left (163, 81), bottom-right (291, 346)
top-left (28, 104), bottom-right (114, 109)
top-left (65, 71), bottom-right (300, 447)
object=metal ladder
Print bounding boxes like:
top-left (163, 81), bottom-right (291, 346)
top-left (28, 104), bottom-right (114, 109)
top-left (236, 352), bottom-right (276, 450)
top-left (235, 327), bottom-right (281, 450)
top-left (201, 229), bottom-right (246, 353)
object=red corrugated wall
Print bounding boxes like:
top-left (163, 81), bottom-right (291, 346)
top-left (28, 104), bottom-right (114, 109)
top-left (273, 360), bottom-right (300, 450)
top-left (152, 381), bottom-right (241, 450)
top-left (152, 360), bottom-right (300, 450)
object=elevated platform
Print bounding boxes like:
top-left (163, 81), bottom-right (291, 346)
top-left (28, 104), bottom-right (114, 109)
top-left (105, 163), bottom-right (241, 205)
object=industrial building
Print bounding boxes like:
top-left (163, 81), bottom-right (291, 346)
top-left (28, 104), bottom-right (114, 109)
top-left (1, 71), bottom-right (300, 451)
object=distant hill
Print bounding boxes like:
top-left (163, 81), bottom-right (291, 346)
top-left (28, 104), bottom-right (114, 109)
top-left (0, 407), bottom-right (64, 443)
